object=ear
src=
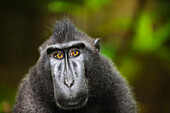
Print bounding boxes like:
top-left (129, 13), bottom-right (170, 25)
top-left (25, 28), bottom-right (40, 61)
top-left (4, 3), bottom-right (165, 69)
top-left (94, 38), bottom-right (100, 52)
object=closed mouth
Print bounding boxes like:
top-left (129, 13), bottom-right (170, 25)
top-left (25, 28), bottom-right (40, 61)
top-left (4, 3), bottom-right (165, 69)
top-left (56, 96), bottom-right (88, 110)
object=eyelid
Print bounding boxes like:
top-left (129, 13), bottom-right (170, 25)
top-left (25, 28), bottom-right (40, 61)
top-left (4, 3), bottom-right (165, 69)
top-left (53, 51), bottom-right (64, 59)
top-left (69, 48), bottom-right (80, 57)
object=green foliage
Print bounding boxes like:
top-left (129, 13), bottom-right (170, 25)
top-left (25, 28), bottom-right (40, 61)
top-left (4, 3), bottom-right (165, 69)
top-left (96, 17), bottom-right (132, 35)
top-left (84, 0), bottom-right (110, 12)
top-left (101, 44), bottom-right (116, 60)
top-left (154, 21), bottom-right (170, 49)
top-left (132, 13), bottom-right (154, 52)
top-left (47, 1), bottom-right (80, 13)
top-left (118, 56), bottom-right (141, 82)
top-left (0, 87), bottom-right (16, 112)
top-left (47, 0), bottom-right (111, 16)
top-left (133, 12), bottom-right (170, 53)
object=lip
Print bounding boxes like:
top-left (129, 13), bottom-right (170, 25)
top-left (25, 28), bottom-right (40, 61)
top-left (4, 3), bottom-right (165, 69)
top-left (56, 96), bottom-right (88, 110)
top-left (67, 100), bottom-right (79, 106)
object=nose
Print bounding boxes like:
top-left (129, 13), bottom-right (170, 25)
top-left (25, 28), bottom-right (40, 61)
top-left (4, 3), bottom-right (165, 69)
top-left (64, 79), bottom-right (74, 88)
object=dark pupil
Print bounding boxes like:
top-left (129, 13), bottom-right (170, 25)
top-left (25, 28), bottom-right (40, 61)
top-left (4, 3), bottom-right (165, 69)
top-left (74, 51), bottom-right (77, 54)
top-left (59, 54), bottom-right (61, 56)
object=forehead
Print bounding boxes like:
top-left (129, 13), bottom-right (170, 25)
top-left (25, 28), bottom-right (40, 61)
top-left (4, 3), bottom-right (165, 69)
top-left (48, 41), bottom-right (85, 49)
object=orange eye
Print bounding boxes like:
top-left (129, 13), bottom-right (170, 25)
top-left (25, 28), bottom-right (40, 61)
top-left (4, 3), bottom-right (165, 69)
top-left (54, 52), bottom-right (63, 59)
top-left (70, 50), bottom-right (80, 57)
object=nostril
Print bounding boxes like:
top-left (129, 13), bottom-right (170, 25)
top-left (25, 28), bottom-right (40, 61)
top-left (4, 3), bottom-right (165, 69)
top-left (64, 80), bottom-right (74, 88)
top-left (64, 81), bottom-right (69, 88)
top-left (70, 80), bottom-right (74, 87)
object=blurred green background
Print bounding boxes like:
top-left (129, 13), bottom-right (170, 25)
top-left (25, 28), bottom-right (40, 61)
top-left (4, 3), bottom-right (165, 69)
top-left (0, 0), bottom-right (170, 113)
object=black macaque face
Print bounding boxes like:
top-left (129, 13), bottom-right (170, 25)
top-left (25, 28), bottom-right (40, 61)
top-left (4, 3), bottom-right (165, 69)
top-left (46, 41), bottom-right (88, 110)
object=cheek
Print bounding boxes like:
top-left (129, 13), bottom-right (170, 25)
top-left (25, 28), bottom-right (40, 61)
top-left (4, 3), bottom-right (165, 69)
top-left (71, 56), bottom-right (85, 75)
top-left (76, 61), bottom-right (84, 76)
top-left (50, 58), bottom-right (56, 66)
top-left (50, 58), bottom-right (63, 76)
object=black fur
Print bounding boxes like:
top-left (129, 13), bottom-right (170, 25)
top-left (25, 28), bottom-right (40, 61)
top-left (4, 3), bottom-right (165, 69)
top-left (13, 19), bottom-right (137, 113)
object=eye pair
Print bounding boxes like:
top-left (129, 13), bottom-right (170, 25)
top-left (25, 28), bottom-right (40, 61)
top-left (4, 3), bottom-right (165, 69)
top-left (53, 48), bottom-right (80, 60)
